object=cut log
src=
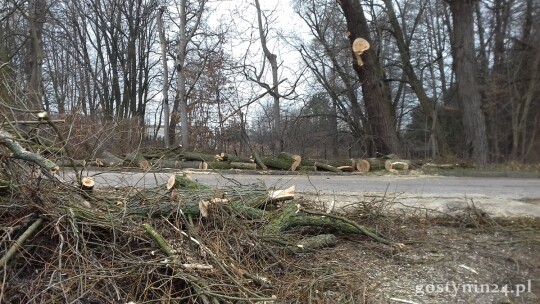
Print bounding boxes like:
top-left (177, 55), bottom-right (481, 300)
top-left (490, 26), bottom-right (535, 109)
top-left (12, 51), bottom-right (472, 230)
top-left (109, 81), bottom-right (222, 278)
top-left (263, 152), bottom-right (301, 171)
top-left (268, 186), bottom-right (295, 202)
top-left (336, 165), bottom-right (354, 172)
top-left (81, 177), bottom-right (95, 192)
top-left (150, 159), bottom-right (201, 169)
top-left (94, 158), bottom-right (123, 167)
top-left (204, 161), bottom-right (231, 170)
top-left (365, 158), bottom-right (388, 170)
top-left (230, 162), bottom-right (257, 170)
top-left (125, 151), bottom-right (150, 170)
top-left (356, 159), bottom-right (370, 173)
top-left (219, 153), bottom-right (254, 163)
top-left (180, 151), bottom-right (216, 162)
top-left (328, 159), bottom-right (356, 168)
top-left (385, 159), bottom-right (411, 172)
top-left (167, 174), bottom-right (210, 191)
top-left (314, 162), bottom-right (342, 173)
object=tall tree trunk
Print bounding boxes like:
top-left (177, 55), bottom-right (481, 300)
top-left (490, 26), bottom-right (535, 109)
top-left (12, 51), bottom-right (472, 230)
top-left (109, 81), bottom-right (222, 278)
top-left (172, 0), bottom-right (188, 148)
top-left (338, 0), bottom-right (402, 156)
top-left (254, 0), bottom-right (282, 153)
top-left (26, 0), bottom-right (46, 110)
top-left (158, 7), bottom-right (170, 148)
top-left (449, 0), bottom-right (489, 165)
top-left (382, 0), bottom-right (452, 159)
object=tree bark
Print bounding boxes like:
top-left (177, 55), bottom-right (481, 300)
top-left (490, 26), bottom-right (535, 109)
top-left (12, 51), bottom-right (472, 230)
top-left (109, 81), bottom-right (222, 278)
top-left (338, 0), bottom-right (402, 156)
top-left (449, 0), bottom-right (489, 165)
top-left (263, 153), bottom-right (301, 171)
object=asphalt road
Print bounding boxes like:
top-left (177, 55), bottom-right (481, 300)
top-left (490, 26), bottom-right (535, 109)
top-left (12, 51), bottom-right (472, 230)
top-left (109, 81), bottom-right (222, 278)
top-left (66, 170), bottom-right (540, 217)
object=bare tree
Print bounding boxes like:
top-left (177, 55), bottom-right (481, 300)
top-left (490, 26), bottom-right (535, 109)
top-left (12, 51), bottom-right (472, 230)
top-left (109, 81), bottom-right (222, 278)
top-left (157, 6), bottom-right (170, 147)
top-left (381, 0), bottom-right (452, 159)
top-left (294, 0), bottom-right (370, 156)
top-left (254, 0), bottom-right (282, 153)
top-left (172, 0), bottom-right (207, 149)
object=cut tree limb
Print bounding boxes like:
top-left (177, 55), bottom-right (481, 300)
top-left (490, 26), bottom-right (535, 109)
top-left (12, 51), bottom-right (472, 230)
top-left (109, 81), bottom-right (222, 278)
top-left (252, 151), bottom-right (268, 170)
top-left (297, 234), bottom-right (337, 250)
top-left (0, 218), bottom-right (44, 269)
top-left (0, 130), bottom-right (59, 172)
top-left (314, 162), bottom-right (342, 173)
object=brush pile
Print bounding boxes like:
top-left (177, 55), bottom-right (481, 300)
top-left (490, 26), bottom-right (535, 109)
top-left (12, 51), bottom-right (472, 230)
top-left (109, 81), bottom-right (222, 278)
top-left (0, 123), bottom-right (404, 303)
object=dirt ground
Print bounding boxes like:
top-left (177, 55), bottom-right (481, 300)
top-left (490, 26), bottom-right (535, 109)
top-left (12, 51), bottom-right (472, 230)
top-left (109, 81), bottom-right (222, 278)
top-left (276, 201), bottom-right (540, 304)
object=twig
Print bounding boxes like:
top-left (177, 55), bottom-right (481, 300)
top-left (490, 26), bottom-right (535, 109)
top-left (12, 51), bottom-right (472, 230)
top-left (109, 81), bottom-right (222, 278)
top-left (0, 218), bottom-right (44, 269)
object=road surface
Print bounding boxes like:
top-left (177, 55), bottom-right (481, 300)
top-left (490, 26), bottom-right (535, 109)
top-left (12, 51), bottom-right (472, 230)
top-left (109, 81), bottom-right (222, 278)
top-left (64, 170), bottom-right (540, 217)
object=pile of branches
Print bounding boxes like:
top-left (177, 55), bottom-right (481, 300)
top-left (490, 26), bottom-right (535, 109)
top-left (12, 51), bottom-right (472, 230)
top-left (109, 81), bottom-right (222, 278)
top-left (1, 120), bottom-right (404, 303)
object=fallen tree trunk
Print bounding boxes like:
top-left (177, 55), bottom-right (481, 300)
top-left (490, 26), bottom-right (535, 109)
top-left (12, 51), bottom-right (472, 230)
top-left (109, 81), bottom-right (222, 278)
top-left (150, 159), bottom-right (201, 169)
top-left (230, 162), bottom-right (257, 170)
top-left (365, 158), bottom-right (388, 170)
top-left (204, 161), bottom-right (231, 170)
top-left (263, 152), bottom-right (301, 171)
top-left (125, 151), bottom-right (150, 169)
top-left (328, 159), bottom-right (356, 168)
